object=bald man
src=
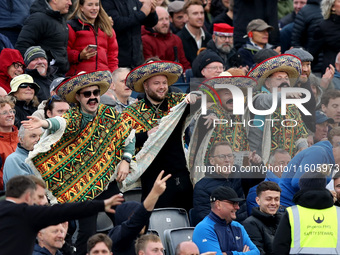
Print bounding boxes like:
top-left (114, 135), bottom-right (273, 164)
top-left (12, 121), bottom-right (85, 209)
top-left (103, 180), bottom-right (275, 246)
top-left (175, 241), bottom-right (216, 255)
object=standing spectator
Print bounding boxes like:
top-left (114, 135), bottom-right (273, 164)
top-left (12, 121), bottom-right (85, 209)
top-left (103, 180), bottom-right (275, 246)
top-left (321, 90), bottom-right (340, 128)
top-left (0, 48), bottom-right (25, 93)
top-left (66, 0), bottom-right (119, 76)
top-left (101, 0), bottom-right (158, 68)
top-left (211, 0), bottom-right (233, 29)
top-left (142, 7), bottom-right (191, 71)
top-left (101, 68), bottom-right (136, 112)
top-left (177, 0), bottom-right (212, 65)
top-left (28, 175), bottom-right (49, 206)
top-left (9, 74), bottom-right (39, 128)
top-left (0, 0), bottom-right (35, 46)
top-left (3, 125), bottom-right (43, 188)
top-left (24, 46), bottom-right (58, 102)
top-left (15, 0), bottom-right (72, 76)
top-left (0, 96), bottom-right (19, 190)
top-left (168, 1), bottom-right (188, 34)
top-left (33, 223), bottom-right (66, 255)
top-left (333, 51), bottom-right (340, 90)
top-left (279, 0), bottom-right (307, 28)
top-left (87, 234), bottom-right (113, 255)
top-left (243, 181), bottom-right (282, 255)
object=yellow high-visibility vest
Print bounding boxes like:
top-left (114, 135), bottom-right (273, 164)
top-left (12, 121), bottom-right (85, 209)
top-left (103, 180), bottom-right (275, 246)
top-left (287, 205), bottom-right (340, 254)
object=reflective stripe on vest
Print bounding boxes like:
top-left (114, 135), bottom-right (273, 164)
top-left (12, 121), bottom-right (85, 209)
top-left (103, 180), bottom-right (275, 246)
top-left (287, 205), bottom-right (340, 254)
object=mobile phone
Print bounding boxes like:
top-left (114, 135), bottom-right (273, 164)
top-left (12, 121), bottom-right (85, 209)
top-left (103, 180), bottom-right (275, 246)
top-left (88, 44), bottom-right (97, 51)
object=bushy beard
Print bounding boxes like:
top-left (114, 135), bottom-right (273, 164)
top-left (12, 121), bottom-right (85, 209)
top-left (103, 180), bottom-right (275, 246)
top-left (216, 43), bottom-right (233, 54)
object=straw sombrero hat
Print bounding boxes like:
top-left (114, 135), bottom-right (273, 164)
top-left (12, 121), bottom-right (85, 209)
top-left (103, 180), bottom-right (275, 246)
top-left (198, 76), bottom-right (257, 103)
top-left (125, 61), bottom-right (183, 93)
top-left (56, 71), bottom-right (112, 103)
top-left (247, 54), bottom-right (302, 90)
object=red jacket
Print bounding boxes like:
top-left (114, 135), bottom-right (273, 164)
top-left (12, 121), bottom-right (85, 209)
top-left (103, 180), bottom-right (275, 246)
top-left (142, 28), bottom-right (191, 71)
top-left (66, 18), bottom-right (119, 76)
top-left (0, 49), bottom-right (25, 93)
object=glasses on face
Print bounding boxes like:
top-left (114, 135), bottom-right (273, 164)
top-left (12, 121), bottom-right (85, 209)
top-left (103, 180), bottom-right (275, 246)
top-left (12, 62), bottom-right (25, 70)
top-left (79, 89), bottom-right (100, 98)
top-left (19, 83), bottom-right (35, 89)
top-left (220, 200), bottom-right (239, 207)
top-left (211, 154), bottom-right (234, 160)
top-left (217, 35), bottom-right (233, 41)
top-left (205, 66), bottom-right (224, 71)
top-left (0, 109), bottom-right (16, 116)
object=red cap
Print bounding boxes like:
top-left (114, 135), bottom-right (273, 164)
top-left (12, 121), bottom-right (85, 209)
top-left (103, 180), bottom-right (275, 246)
top-left (213, 23), bottom-right (234, 36)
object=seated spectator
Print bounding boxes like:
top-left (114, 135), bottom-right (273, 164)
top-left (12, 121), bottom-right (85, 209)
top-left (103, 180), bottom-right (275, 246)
top-left (9, 74), bottom-right (39, 128)
top-left (87, 233), bottom-right (113, 255)
top-left (192, 49), bottom-right (224, 79)
top-left (175, 241), bottom-right (215, 255)
top-left (238, 19), bottom-right (279, 68)
top-left (321, 90), bottom-right (340, 128)
top-left (109, 171), bottom-right (171, 255)
top-left (177, 0), bottom-right (212, 65)
top-left (0, 48), bottom-right (25, 93)
top-left (33, 223), bottom-right (67, 255)
top-left (142, 6), bottom-right (191, 71)
top-left (206, 23), bottom-right (242, 70)
top-left (252, 48), bottom-right (279, 65)
top-left (192, 142), bottom-right (247, 226)
top-left (246, 149), bottom-right (291, 215)
top-left (313, 110), bottom-right (334, 144)
top-left (333, 171), bottom-right (340, 206)
top-left (0, 96), bottom-right (19, 190)
top-left (243, 181), bottom-right (282, 255)
top-left (168, 1), bottom-right (187, 34)
top-left (24, 46), bottom-right (58, 102)
top-left (333, 52), bottom-right (340, 90)
top-left (193, 186), bottom-right (260, 255)
top-left (66, 0), bottom-right (119, 76)
top-left (3, 125), bottom-right (43, 188)
top-left (101, 68), bottom-right (136, 112)
top-left (135, 234), bottom-right (164, 255)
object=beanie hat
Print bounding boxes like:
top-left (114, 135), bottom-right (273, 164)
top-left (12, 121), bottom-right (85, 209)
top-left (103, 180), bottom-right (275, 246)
top-left (299, 171), bottom-right (327, 190)
top-left (285, 48), bottom-right (314, 62)
top-left (24, 46), bottom-right (47, 66)
top-left (192, 49), bottom-right (224, 77)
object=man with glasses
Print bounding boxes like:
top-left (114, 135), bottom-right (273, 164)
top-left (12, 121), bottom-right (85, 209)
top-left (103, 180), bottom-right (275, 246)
top-left (0, 96), bottom-right (19, 190)
top-left (192, 141), bottom-right (248, 226)
top-left (206, 23), bottom-right (242, 70)
top-left (193, 186), bottom-right (260, 255)
top-left (21, 70), bottom-right (134, 255)
top-left (192, 49), bottom-right (224, 79)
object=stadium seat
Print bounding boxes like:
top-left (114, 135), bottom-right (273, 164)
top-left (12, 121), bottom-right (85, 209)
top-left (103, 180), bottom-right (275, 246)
top-left (123, 187), bottom-right (142, 202)
top-left (164, 227), bottom-right (195, 255)
top-left (96, 212), bottom-right (113, 233)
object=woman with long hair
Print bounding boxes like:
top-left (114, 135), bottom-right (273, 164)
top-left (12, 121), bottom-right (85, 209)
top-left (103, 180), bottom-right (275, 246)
top-left (66, 0), bottom-right (118, 76)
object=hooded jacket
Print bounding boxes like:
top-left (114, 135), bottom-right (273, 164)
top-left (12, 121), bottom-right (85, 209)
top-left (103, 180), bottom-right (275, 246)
top-left (15, 0), bottom-right (69, 76)
top-left (109, 201), bottom-right (151, 255)
top-left (66, 18), bottom-right (119, 76)
top-left (142, 28), bottom-right (191, 71)
top-left (0, 48), bottom-right (25, 93)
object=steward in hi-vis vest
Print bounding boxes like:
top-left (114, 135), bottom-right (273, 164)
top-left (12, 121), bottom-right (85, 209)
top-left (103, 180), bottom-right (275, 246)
top-left (273, 171), bottom-right (339, 255)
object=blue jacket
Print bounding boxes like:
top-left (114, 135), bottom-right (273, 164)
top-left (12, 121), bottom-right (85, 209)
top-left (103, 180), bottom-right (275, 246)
top-left (33, 243), bottom-right (63, 255)
top-left (279, 140), bottom-right (334, 207)
top-left (193, 211), bottom-right (260, 255)
top-left (246, 171), bottom-right (279, 215)
top-left (3, 145), bottom-right (33, 189)
top-left (192, 167), bottom-right (247, 226)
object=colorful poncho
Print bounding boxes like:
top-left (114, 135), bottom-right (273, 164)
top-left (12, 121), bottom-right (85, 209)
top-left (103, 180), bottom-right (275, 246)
top-left (27, 104), bottom-right (131, 203)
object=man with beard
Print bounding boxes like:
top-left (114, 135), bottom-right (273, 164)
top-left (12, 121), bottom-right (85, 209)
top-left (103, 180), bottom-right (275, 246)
top-left (122, 61), bottom-right (198, 212)
top-left (21, 70), bottom-right (134, 255)
top-left (142, 6), bottom-right (191, 71)
top-left (206, 23), bottom-right (242, 70)
top-left (247, 54), bottom-right (308, 164)
top-left (24, 46), bottom-right (57, 102)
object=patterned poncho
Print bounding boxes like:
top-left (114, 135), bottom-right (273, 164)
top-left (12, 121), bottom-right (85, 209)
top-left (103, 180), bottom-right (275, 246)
top-left (28, 104), bottom-right (131, 203)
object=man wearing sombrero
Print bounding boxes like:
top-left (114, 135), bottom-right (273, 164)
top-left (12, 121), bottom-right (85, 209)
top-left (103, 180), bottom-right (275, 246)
top-left (22, 70), bottom-right (135, 254)
top-left (122, 60), bottom-right (197, 212)
top-left (247, 54), bottom-right (308, 164)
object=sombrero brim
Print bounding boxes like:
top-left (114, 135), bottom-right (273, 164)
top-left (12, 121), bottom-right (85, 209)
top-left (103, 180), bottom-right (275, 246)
top-left (125, 61), bottom-right (183, 93)
top-left (247, 54), bottom-right (302, 90)
top-left (56, 70), bottom-right (112, 103)
top-left (198, 76), bottom-right (257, 103)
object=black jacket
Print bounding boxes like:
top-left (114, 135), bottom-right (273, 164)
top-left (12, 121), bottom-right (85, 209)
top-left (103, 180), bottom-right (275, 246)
top-left (15, 0), bottom-right (69, 76)
top-left (279, 12), bottom-right (295, 28)
top-left (101, 0), bottom-right (158, 68)
top-left (109, 201), bottom-right (152, 255)
top-left (177, 27), bottom-right (212, 65)
top-left (243, 207), bottom-right (281, 255)
top-left (206, 39), bottom-right (242, 70)
top-left (310, 14), bottom-right (340, 73)
top-left (273, 189), bottom-right (335, 255)
top-left (14, 100), bottom-right (37, 128)
top-left (291, 0), bottom-right (323, 51)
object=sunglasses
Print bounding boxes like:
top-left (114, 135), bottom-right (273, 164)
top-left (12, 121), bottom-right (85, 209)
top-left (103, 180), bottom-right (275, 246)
top-left (79, 89), bottom-right (100, 98)
top-left (19, 83), bottom-right (35, 89)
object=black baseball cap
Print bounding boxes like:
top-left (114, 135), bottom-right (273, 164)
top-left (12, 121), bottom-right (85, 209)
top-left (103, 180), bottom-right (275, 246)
top-left (210, 186), bottom-right (245, 202)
